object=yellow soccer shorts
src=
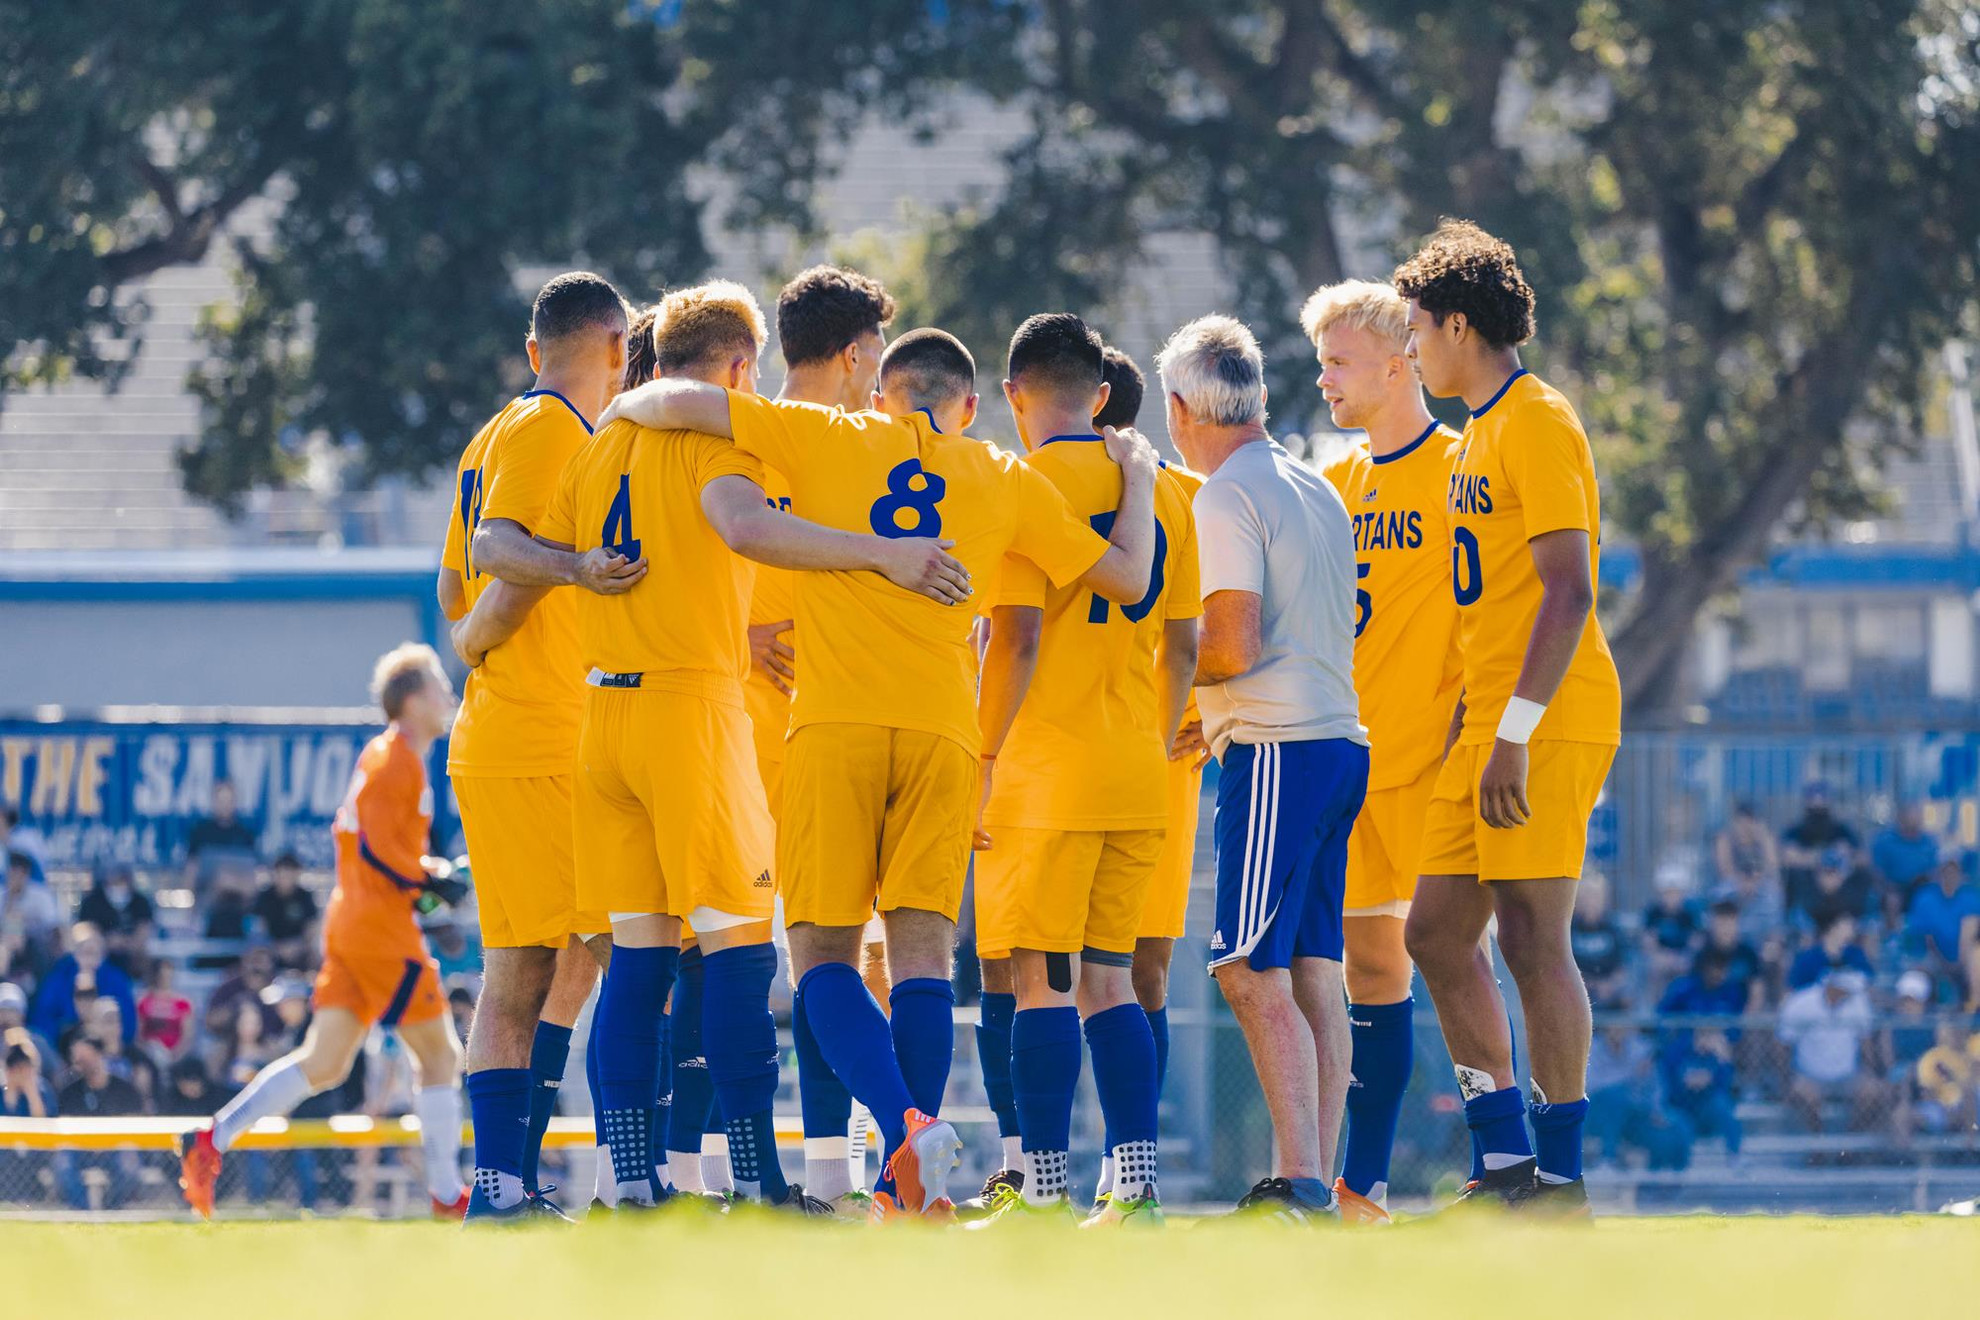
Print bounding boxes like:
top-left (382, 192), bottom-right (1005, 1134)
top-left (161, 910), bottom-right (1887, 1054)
top-left (1137, 758), bottom-right (1203, 940)
top-left (1417, 739), bottom-right (1618, 882)
top-left (744, 680), bottom-right (789, 824)
top-left (574, 687), bottom-right (776, 922)
top-left (1345, 759), bottom-right (1443, 917)
top-left (779, 723), bottom-right (976, 927)
top-left (976, 826), bottom-right (1166, 961)
top-left (454, 774), bottom-right (609, 949)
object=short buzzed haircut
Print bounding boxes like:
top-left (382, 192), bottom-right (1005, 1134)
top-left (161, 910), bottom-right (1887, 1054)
top-left (1094, 346), bottom-right (1145, 430)
top-left (1006, 312), bottom-right (1104, 400)
top-left (371, 643), bottom-right (444, 721)
top-left (879, 328), bottom-right (976, 413)
top-left (530, 271), bottom-right (630, 346)
top-left (1299, 279), bottom-right (1410, 349)
top-left (623, 305), bottom-right (660, 390)
top-left (652, 280), bottom-right (767, 376)
top-left (776, 265), bottom-right (897, 367)
top-left (1155, 315), bottom-right (1267, 427)
top-left (1391, 219), bottom-right (1536, 350)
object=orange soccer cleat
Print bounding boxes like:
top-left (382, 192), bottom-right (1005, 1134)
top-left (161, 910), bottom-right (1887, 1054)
top-left (433, 1191), bottom-right (470, 1221)
top-left (1332, 1178), bottom-right (1392, 1225)
top-left (178, 1127), bottom-right (222, 1221)
top-left (879, 1109), bottom-right (963, 1218)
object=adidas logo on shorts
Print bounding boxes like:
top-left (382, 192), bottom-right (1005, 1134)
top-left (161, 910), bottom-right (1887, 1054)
top-left (753, 870), bottom-right (772, 889)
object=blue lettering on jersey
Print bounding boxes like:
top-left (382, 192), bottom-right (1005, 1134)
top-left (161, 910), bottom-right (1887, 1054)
top-left (1448, 473), bottom-right (1494, 515)
top-left (458, 468), bottom-right (485, 578)
top-left (1352, 508), bottom-right (1426, 553)
top-left (1085, 513), bottom-right (1168, 624)
top-left (602, 472), bottom-right (641, 560)
top-left (869, 459), bottom-right (945, 538)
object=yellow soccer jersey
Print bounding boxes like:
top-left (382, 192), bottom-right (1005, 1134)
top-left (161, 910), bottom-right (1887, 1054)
top-left (536, 419), bottom-right (765, 695)
top-left (442, 391), bottom-right (590, 777)
top-left (1322, 422), bottom-right (1465, 791)
top-left (983, 438), bottom-right (1203, 832)
top-left (745, 464), bottom-right (798, 736)
top-left (1446, 371), bottom-right (1621, 747)
top-left (725, 392), bottom-right (1110, 754)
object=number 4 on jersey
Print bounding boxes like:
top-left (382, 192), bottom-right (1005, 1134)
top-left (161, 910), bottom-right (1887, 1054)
top-left (602, 473), bottom-right (642, 560)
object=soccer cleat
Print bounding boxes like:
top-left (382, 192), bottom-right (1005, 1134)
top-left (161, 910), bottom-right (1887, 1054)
top-left (177, 1127), bottom-right (222, 1221)
top-left (963, 1181), bottom-right (1075, 1229)
top-left (1232, 1177), bottom-right (1332, 1224)
top-left (956, 1168), bottom-right (1024, 1221)
top-left (768, 1183), bottom-right (838, 1217)
top-left (432, 1191), bottom-right (470, 1221)
top-left (1942, 1194), bottom-right (1980, 1217)
top-left (1079, 1190), bottom-right (1163, 1229)
top-left (1520, 1176), bottom-right (1592, 1219)
top-left (1443, 1158), bottom-right (1539, 1214)
top-left (1331, 1178), bottom-right (1391, 1226)
top-left (881, 1109), bottom-right (962, 1216)
top-left (464, 1184), bottom-right (575, 1224)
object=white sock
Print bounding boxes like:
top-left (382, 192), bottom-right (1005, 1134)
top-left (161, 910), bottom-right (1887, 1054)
top-left (653, 1153), bottom-right (671, 1192)
top-left (806, 1135), bottom-right (853, 1201)
top-left (473, 1167), bottom-right (527, 1210)
top-left (1022, 1149), bottom-right (1068, 1206)
top-left (1364, 1179), bottom-right (1390, 1207)
top-left (1482, 1152), bottom-right (1530, 1171)
top-left (703, 1134), bottom-right (733, 1194)
top-left (670, 1149), bottom-right (705, 1194)
top-left (848, 1107), bottom-right (872, 1191)
top-left (1095, 1153), bottom-right (1115, 1199)
top-left (211, 1058), bottom-right (316, 1153)
top-left (414, 1084), bottom-right (465, 1203)
top-left (1002, 1135), bottom-right (1024, 1174)
top-left (594, 1145), bottom-right (619, 1207)
top-left (1110, 1139), bottom-right (1157, 1202)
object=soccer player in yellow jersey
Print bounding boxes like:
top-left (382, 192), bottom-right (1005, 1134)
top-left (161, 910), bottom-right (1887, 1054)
top-left (1394, 221), bottom-right (1623, 1213)
top-left (463, 281), bottom-right (966, 1214)
top-left (598, 326), bottom-right (1163, 1219)
top-left (970, 315), bottom-right (1200, 1226)
top-left (754, 266), bottom-right (902, 1209)
top-left (435, 272), bottom-right (643, 1220)
top-left (1304, 279), bottom-right (1464, 1223)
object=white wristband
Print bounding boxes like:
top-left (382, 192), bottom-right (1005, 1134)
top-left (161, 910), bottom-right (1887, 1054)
top-left (1496, 696), bottom-right (1547, 745)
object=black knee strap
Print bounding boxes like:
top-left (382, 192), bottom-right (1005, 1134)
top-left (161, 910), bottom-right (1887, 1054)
top-left (1046, 951), bottom-right (1074, 993)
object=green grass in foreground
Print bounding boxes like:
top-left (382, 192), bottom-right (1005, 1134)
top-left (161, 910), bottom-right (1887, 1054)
top-left (13, 1213), bottom-right (1979, 1319)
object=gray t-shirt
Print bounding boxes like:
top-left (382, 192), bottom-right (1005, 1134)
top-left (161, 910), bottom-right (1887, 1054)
top-left (1194, 438), bottom-right (1367, 758)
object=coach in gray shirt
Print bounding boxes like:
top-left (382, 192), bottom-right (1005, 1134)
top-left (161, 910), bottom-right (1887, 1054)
top-left (1159, 314), bottom-right (1369, 1221)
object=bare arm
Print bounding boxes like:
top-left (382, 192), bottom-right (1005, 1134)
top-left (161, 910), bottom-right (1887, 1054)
top-left (1156, 618), bottom-right (1199, 748)
top-left (1443, 691), bottom-right (1468, 759)
top-left (1077, 427), bottom-right (1159, 603)
top-left (700, 475), bottom-right (972, 605)
top-left (471, 518), bottom-right (648, 593)
top-left (597, 378), bottom-right (735, 437)
top-left (1195, 589), bottom-right (1262, 686)
top-left (437, 567), bottom-right (467, 622)
top-left (450, 578), bottom-right (551, 668)
top-left (1477, 528), bottom-right (1597, 830)
top-left (974, 605), bottom-right (1043, 850)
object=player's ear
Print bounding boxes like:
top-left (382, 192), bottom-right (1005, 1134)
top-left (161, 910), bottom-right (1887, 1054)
top-left (841, 339), bottom-right (862, 378)
top-left (1091, 379), bottom-right (1111, 418)
top-left (960, 393), bottom-right (979, 431)
top-left (525, 336), bottom-right (542, 375)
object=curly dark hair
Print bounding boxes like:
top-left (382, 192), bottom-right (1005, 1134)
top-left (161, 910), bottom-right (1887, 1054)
top-left (622, 305), bottom-right (658, 391)
top-left (776, 265), bottom-right (897, 367)
top-left (1391, 219), bottom-right (1536, 350)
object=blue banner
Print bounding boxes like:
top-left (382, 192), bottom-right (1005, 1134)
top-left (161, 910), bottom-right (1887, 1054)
top-left (0, 721), bottom-right (455, 873)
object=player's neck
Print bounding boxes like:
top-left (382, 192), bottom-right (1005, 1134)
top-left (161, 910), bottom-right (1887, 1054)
top-left (1019, 405), bottom-right (1102, 450)
top-left (1454, 349), bottom-right (1525, 415)
top-left (530, 363), bottom-right (612, 429)
top-left (1363, 396), bottom-right (1440, 459)
top-left (390, 719), bottom-right (435, 761)
top-left (778, 365), bottom-right (853, 410)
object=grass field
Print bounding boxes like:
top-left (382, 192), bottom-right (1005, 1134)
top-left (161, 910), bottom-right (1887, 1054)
top-left (14, 1214), bottom-right (1979, 1318)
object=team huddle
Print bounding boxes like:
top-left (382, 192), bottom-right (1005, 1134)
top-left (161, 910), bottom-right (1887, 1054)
top-left (177, 219), bottom-right (1622, 1227)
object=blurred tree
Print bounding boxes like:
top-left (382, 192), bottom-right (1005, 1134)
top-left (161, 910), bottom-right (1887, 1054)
top-left (0, 0), bottom-right (1001, 507)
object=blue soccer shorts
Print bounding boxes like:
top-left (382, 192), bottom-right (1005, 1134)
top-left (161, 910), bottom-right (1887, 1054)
top-left (1207, 737), bottom-right (1369, 972)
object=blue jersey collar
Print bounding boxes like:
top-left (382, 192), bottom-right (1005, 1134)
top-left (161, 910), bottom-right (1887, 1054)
top-left (1372, 419), bottom-right (1442, 465)
top-left (1039, 432), bottom-right (1103, 447)
top-left (912, 406), bottom-right (944, 434)
top-left (521, 388), bottom-right (594, 434)
top-left (1469, 368), bottom-right (1529, 420)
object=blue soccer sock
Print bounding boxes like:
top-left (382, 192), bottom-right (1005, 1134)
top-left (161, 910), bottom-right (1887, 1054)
top-left (889, 977), bottom-right (956, 1117)
top-left (976, 991), bottom-right (1020, 1168)
top-left (596, 944), bottom-right (679, 1203)
top-left (667, 948), bottom-right (713, 1173)
top-left (1529, 1095), bottom-right (1589, 1184)
top-left (1146, 1004), bottom-right (1170, 1092)
top-left (585, 1007), bottom-right (606, 1162)
top-left (522, 1021), bottom-right (572, 1194)
top-left (1342, 998), bottom-right (1413, 1203)
top-left (702, 943), bottom-right (788, 1201)
top-left (794, 963), bottom-right (916, 1157)
top-left (467, 1068), bottom-right (532, 1209)
top-left (1084, 1003), bottom-right (1159, 1200)
top-left (1464, 1083), bottom-right (1533, 1173)
top-left (650, 1006), bottom-right (672, 1189)
top-left (794, 990), bottom-right (857, 1198)
top-left (1011, 1006), bottom-right (1082, 1206)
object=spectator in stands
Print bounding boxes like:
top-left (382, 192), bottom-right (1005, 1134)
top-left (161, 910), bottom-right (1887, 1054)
top-left (447, 985), bottom-right (476, 1046)
top-left (1656, 948), bottom-right (1752, 1086)
top-left (1715, 800), bottom-right (1780, 889)
top-left (56, 1031), bottom-right (143, 1116)
top-left (1571, 871), bottom-right (1630, 1007)
top-left (156, 1055), bottom-right (230, 1118)
top-left (29, 924), bottom-right (137, 1048)
top-left (1584, 1018), bottom-right (1691, 1171)
top-left (1641, 868), bottom-right (1703, 982)
top-left (202, 944), bottom-right (280, 1044)
top-left (1910, 1018), bottom-right (1978, 1135)
top-left (213, 996), bottom-right (284, 1090)
top-left (1888, 971), bottom-right (1943, 1137)
top-left (0, 805), bottom-right (48, 883)
top-left (1791, 845), bottom-right (1879, 934)
top-left (1788, 911), bottom-right (1876, 992)
top-left (1781, 783), bottom-right (1860, 916)
top-left (3, 1036), bottom-right (54, 1117)
top-left (1663, 1026), bottom-right (1742, 1161)
top-left (1871, 802), bottom-right (1941, 902)
top-left (137, 961), bottom-right (193, 1058)
top-left (251, 851), bottom-right (319, 970)
top-left (196, 879), bottom-right (254, 972)
top-left (1905, 858), bottom-right (1980, 989)
top-left (75, 863), bottom-right (155, 978)
top-left (0, 850), bottom-right (64, 974)
top-left (0, 982), bottom-right (54, 1080)
top-left (1700, 900), bottom-right (1763, 1008)
top-left (185, 780), bottom-right (259, 875)
top-left (1779, 969), bottom-right (1885, 1134)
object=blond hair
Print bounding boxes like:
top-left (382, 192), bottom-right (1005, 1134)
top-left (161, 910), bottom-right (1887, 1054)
top-left (652, 280), bottom-right (768, 376)
top-left (370, 643), bottom-right (444, 720)
top-left (1298, 279), bottom-right (1409, 350)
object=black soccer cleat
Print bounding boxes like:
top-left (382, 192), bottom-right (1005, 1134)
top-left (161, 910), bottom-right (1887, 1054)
top-left (768, 1183), bottom-right (839, 1217)
top-left (1232, 1176), bottom-right (1333, 1224)
top-left (956, 1168), bottom-right (1024, 1221)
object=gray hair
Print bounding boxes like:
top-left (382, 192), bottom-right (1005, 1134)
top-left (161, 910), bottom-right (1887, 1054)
top-left (1155, 315), bottom-right (1267, 427)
